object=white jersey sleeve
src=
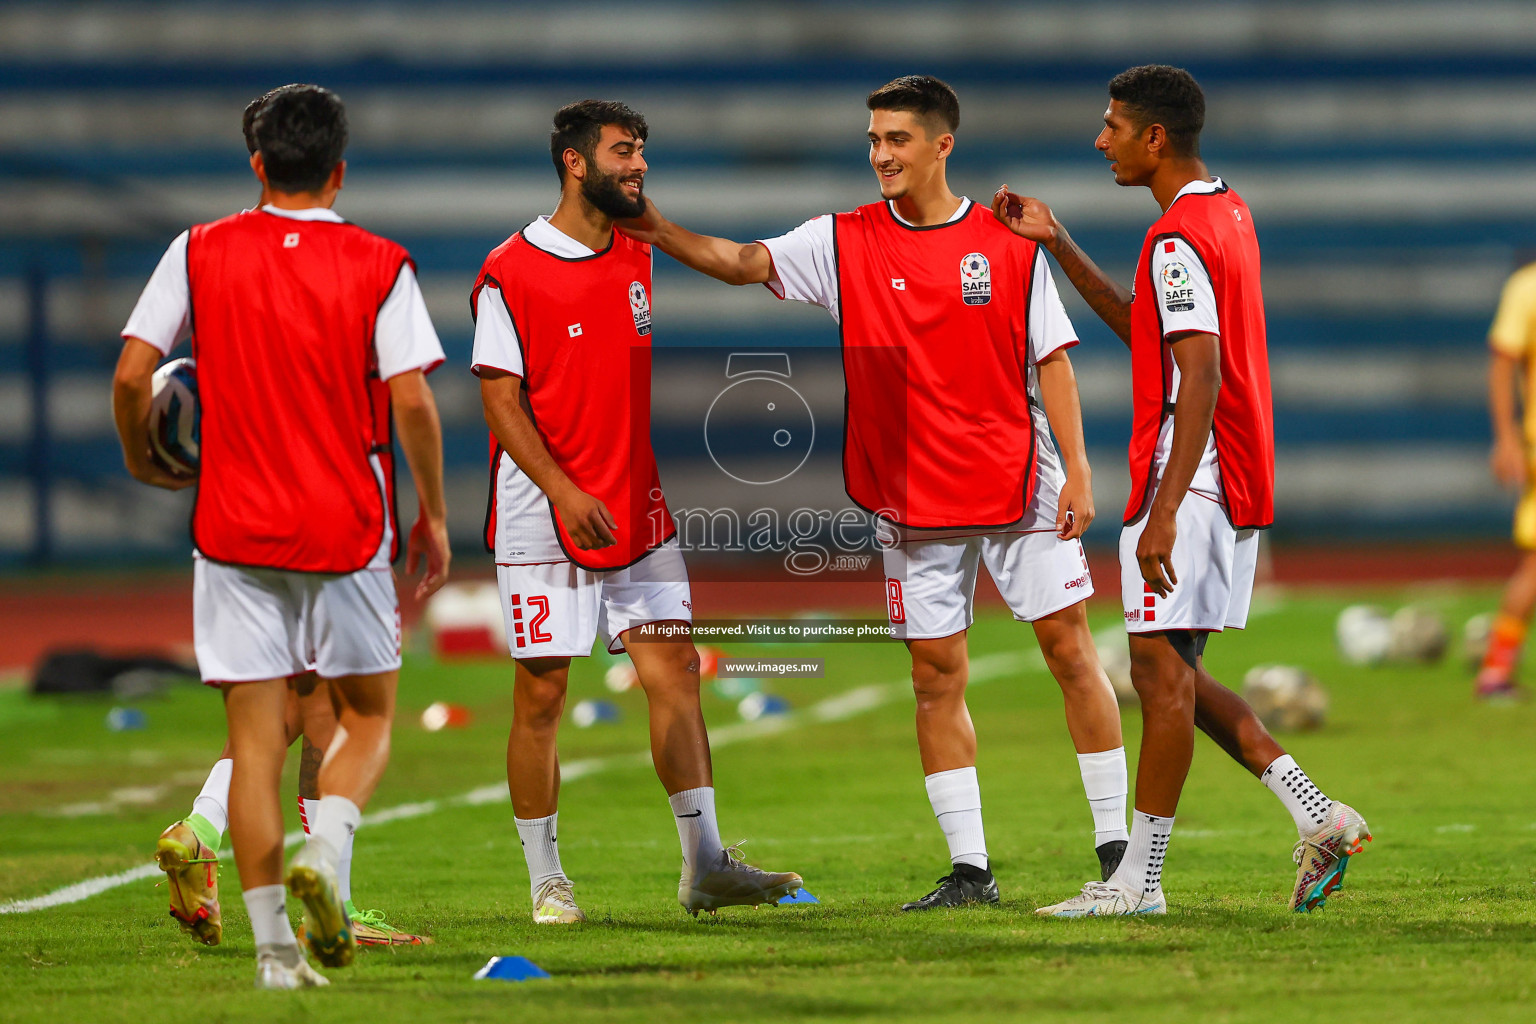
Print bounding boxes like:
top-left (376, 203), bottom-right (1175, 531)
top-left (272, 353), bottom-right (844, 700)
top-left (757, 215), bottom-right (839, 322)
top-left (470, 282), bottom-right (524, 378)
top-left (1026, 251), bottom-right (1079, 364)
top-left (1151, 236), bottom-right (1220, 339)
top-left (375, 264), bottom-right (445, 380)
top-left (121, 230), bottom-right (191, 354)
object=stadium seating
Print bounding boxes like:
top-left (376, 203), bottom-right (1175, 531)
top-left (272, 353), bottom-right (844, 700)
top-left (1, 0), bottom-right (1530, 564)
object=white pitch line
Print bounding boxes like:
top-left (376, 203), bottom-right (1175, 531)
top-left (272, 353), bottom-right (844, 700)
top-left (0, 650), bottom-right (1035, 915)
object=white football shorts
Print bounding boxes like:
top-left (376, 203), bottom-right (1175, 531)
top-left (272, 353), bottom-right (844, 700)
top-left (495, 537), bottom-right (693, 658)
top-left (881, 529), bottom-right (1094, 641)
top-left (193, 560), bottom-right (401, 684)
top-left (1119, 491), bottom-right (1259, 634)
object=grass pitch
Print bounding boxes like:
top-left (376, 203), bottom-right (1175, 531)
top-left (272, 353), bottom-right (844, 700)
top-left (2, 587), bottom-right (1534, 1023)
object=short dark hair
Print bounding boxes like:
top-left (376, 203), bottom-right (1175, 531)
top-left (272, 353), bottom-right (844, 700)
top-left (252, 85), bottom-right (348, 194)
top-left (1108, 64), bottom-right (1205, 157)
top-left (866, 75), bottom-right (960, 136)
top-left (242, 83), bottom-right (304, 155)
top-left (550, 100), bottom-right (648, 183)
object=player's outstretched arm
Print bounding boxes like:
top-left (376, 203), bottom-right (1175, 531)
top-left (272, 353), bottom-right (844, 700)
top-left (618, 197), bottom-right (772, 286)
top-left (1137, 332), bottom-right (1221, 596)
top-left (992, 187), bottom-right (1133, 348)
top-left (479, 370), bottom-right (617, 550)
top-left (111, 337), bottom-right (195, 490)
top-left (390, 368), bottom-right (452, 600)
top-left (1036, 348), bottom-right (1095, 540)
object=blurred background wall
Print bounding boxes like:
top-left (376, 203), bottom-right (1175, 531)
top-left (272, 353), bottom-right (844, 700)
top-left (1, 0), bottom-right (1531, 568)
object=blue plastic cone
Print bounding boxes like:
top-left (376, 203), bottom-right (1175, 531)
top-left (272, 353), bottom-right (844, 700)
top-left (473, 956), bottom-right (551, 981)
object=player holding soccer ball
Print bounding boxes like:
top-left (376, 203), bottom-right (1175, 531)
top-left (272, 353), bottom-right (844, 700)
top-left (991, 65), bottom-right (1371, 916)
top-left (471, 101), bottom-right (802, 924)
top-left (621, 76), bottom-right (1132, 910)
top-left (113, 85), bottom-right (450, 986)
top-left (147, 84), bottom-right (426, 954)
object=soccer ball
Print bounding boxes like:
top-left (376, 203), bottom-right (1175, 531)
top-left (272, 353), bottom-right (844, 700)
top-left (603, 660), bottom-right (639, 693)
top-left (1462, 612), bottom-right (1493, 670)
top-left (148, 357), bottom-right (199, 476)
top-left (1093, 627), bottom-right (1137, 706)
top-left (1242, 664), bottom-right (1328, 732)
top-left (1335, 604), bottom-right (1391, 666)
top-left (1387, 605), bottom-right (1448, 665)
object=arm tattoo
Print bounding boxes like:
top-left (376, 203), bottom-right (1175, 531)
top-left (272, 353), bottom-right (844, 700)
top-left (1048, 229), bottom-right (1134, 348)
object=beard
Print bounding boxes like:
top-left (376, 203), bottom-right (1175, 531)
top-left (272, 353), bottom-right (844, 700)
top-left (581, 168), bottom-right (644, 219)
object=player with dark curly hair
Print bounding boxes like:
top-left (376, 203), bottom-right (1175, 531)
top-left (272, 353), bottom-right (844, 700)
top-left (995, 65), bottom-right (1371, 917)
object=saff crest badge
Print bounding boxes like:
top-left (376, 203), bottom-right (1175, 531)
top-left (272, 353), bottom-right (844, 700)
top-left (960, 252), bottom-right (991, 305)
top-left (629, 280), bottom-right (652, 336)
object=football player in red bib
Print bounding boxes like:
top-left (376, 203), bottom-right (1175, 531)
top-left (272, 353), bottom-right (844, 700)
top-left (472, 101), bottom-right (802, 923)
top-left (621, 76), bottom-right (1132, 911)
top-left (993, 65), bottom-right (1370, 917)
top-left (147, 84), bottom-right (427, 955)
top-left (114, 86), bottom-right (450, 985)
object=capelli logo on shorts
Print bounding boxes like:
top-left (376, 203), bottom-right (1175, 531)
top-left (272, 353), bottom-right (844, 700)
top-left (1124, 609), bottom-right (1141, 623)
top-left (1065, 572), bottom-right (1091, 590)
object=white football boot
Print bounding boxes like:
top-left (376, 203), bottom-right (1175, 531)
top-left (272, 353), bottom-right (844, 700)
top-left (284, 838), bottom-right (355, 968)
top-left (253, 944), bottom-right (329, 989)
top-left (679, 841), bottom-right (802, 915)
top-left (532, 877), bottom-right (586, 924)
top-left (1291, 801), bottom-right (1372, 912)
top-left (1034, 877), bottom-right (1167, 917)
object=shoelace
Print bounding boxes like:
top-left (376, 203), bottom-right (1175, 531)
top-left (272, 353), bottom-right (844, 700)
top-left (1078, 880), bottom-right (1121, 900)
top-left (915, 873), bottom-right (963, 900)
top-left (537, 877), bottom-right (578, 907)
top-left (720, 840), bottom-right (783, 881)
top-left (1291, 837), bottom-right (1338, 868)
top-left (350, 907), bottom-right (390, 927)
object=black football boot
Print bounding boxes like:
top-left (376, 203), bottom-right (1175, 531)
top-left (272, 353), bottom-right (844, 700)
top-left (899, 863), bottom-right (1000, 911)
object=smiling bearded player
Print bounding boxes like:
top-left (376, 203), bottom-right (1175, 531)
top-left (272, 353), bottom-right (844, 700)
top-left (992, 64), bottom-right (1371, 916)
top-left (620, 75), bottom-right (1131, 910)
top-left (471, 100), bottom-right (802, 924)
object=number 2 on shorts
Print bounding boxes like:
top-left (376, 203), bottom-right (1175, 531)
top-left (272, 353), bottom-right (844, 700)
top-left (509, 593), bottom-right (554, 648)
top-left (527, 595), bottom-right (552, 644)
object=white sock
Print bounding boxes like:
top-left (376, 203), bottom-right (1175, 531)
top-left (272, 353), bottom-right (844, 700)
top-left (515, 813), bottom-right (566, 899)
top-left (337, 825), bottom-right (355, 904)
top-left (1076, 748), bottom-right (1130, 846)
top-left (191, 759), bottom-right (232, 835)
top-left (242, 883), bottom-right (296, 947)
top-left (924, 766), bottom-right (988, 870)
top-left (1112, 810), bottom-right (1174, 897)
top-left (311, 795), bottom-right (360, 874)
top-left (1261, 755), bottom-right (1332, 834)
top-left (669, 787), bottom-right (725, 874)
top-left (299, 796), bottom-right (320, 836)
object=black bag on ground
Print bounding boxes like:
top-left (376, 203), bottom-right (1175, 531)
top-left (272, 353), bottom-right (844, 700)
top-left (30, 648), bottom-right (199, 696)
